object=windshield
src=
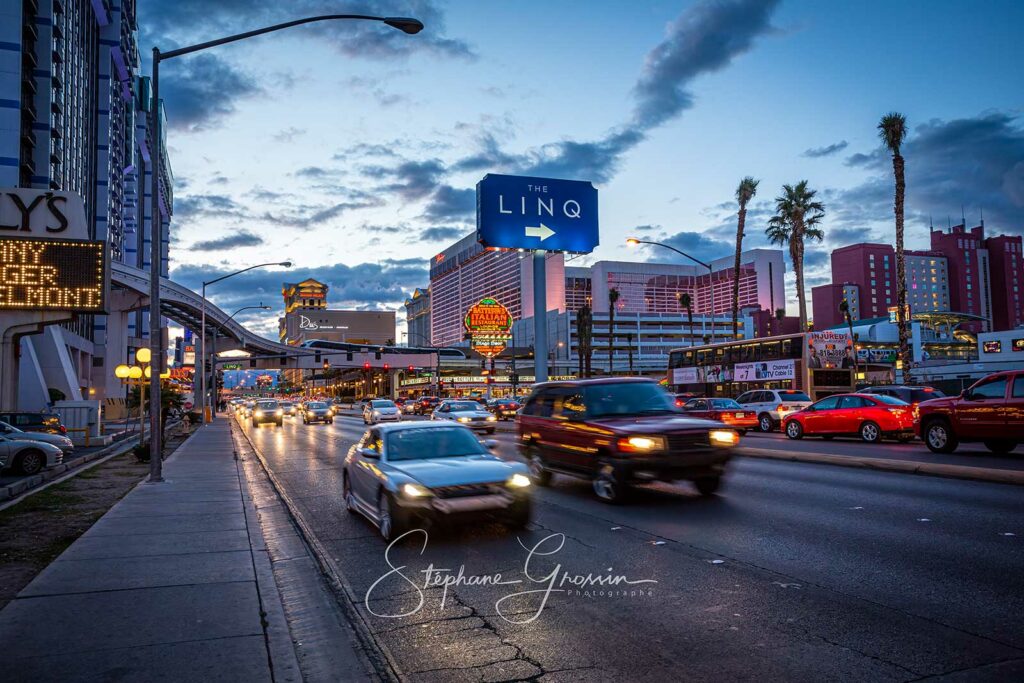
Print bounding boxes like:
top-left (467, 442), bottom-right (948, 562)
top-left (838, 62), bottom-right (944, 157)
top-left (585, 382), bottom-right (677, 418)
top-left (306, 402), bottom-right (327, 409)
top-left (387, 427), bottom-right (488, 461)
top-left (777, 391), bottom-right (811, 402)
top-left (446, 402), bottom-right (481, 412)
top-left (371, 400), bottom-right (395, 408)
top-left (497, 399), bottom-right (519, 405)
top-left (911, 388), bottom-right (943, 401)
top-left (710, 399), bottom-right (742, 409)
top-left (257, 401), bottom-right (278, 409)
top-left (873, 394), bottom-right (910, 406)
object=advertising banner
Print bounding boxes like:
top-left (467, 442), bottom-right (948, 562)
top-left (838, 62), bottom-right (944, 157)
top-left (734, 359), bottom-right (796, 381)
top-left (808, 330), bottom-right (852, 368)
top-left (464, 297), bottom-right (513, 358)
top-left (672, 367), bottom-right (701, 384)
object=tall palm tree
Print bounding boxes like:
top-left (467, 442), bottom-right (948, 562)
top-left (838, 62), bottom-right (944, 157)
top-left (607, 288), bottom-right (620, 374)
top-left (879, 112), bottom-right (911, 376)
top-left (765, 181), bottom-right (825, 331)
top-left (839, 298), bottom-right (857, 372)
top-left (774, 307), bottom-right (786, 336)
top-left (732, 177), bottom-right (759, 339)
top-left (679, 292), bottom-right (694, 346)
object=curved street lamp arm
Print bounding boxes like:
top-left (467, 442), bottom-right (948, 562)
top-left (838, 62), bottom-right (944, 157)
top-left (629, 239), bottom-right (712, 270)
top-left (204, 262), bottom-right (288, 288)
top-left (159, 15), bottom-right (408, 61)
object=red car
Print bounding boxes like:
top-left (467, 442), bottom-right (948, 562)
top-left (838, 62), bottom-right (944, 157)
top-left (679, 398), bottom-right (757, 434)
top-left (783, 393), bottom-right (914, 443)
top-left (915, 370), bottom-right (1024, 454)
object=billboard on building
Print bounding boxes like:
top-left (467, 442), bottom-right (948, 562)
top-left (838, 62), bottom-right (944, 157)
top-left (464, 297), bottom-right (513, 357)
top-left (808, 330), bottom-right (852, 368)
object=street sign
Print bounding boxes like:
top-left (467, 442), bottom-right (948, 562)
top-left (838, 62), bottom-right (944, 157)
top-left (476, 174), bottom-right (598, 253)
top-left (0, 237), bottom-right (107, 312)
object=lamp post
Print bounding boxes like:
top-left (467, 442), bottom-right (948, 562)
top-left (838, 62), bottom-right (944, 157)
top-left (210, 303), bottom-right (272, 415)
top-left (627, 238), bottom-right (717, 343)
top-left (200, 264), bottom-right (290, 423)
top-left (150, 13), bottom-right (423, 470)
top-left (115, 347), bottom-right (168, 445)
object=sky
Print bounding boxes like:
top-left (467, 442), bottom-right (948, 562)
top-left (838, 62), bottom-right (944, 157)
top-left (142, 0), bottom-right (1024, 340)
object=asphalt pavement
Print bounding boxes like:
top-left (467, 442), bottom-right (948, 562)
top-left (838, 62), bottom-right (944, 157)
top-left (236, 412), bottom-right (1024, 682)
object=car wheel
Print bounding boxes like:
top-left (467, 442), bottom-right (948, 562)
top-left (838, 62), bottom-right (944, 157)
top-left (276, 420), bottom-right (283, 427)
top-left (785, 420), bottom-right (803, 440)
top-left (377, 493), bottom-right (405, 542)
top-left (592, 464), bottom-right (628, 504)
top-left (859, 421), bottom-right (881, 443)
top-left (505, 499), bottom-right (532, 530)
top-left (694, 476), bottom-right (721, 496)
top-left (759, 414), bottom-right (774, 432)
top-left (251, 420), bottom-right (257, 428)
top-left (343, 474), bottom-right (357, 512)
top-left (984, 440), bottom-right (1017, 454)
top-left (328, 419), bottom-right (333, 424)
top-left (924, 420), bottom-right (958, 454)
top-left (525, 447), bottom-right (552, 486)
top-left (16, 449), bottom-right (45, 476)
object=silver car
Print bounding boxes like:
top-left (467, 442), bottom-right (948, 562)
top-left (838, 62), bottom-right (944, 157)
top-left (302, 401), bottom-right (333, 424)
top-left (0, 435), bottom-right (64, 475)
top-left (431, 400), bottom-right (498, 434)
top-left (364, 399), bottom-right (401, 425)
top-left (0, 421), bottom-right (75, 454)
top-left (343, 422), bottom-right (532, 541)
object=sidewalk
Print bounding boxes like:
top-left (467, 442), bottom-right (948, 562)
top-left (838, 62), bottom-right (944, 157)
top-left (0, 420), bottom-right (299, 682)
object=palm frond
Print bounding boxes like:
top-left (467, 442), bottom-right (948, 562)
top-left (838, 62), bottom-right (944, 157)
top-left (878, 112), bottom-right (908, 153)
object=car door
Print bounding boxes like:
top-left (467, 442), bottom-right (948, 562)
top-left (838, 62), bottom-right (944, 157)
top-left (523, 389), bottom-right (561, 462)
top-left (1005, 374), bottom-right (1024, 440)
top-left (351, 429), bottom-right (383, 503)
top-left (802, 395), bottom-right (841, 434)
top-left (959, 376), bottom-right (1009, 437)
top-left (549, 387), bottom-right (593, 472)
top-left (838, 395), bottom-right (872, 434)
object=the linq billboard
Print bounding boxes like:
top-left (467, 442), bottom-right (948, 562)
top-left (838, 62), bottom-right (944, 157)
top-left (476, 174), bottom-right (599, 253)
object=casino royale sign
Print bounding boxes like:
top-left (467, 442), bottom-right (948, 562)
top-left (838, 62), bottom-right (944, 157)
top-left (0, 238), bottom-right (107, 312)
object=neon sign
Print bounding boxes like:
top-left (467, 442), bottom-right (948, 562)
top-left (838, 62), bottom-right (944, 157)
top-left (0, 237), bottom-right (106, 312)
top-left (464, 297), bottom-right (513, 358)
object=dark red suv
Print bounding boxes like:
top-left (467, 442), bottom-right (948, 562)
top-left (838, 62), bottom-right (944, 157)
top-left (915, 370), bottom-right (1024, 454)
top-left (517, 378), bottom-right (738, 503)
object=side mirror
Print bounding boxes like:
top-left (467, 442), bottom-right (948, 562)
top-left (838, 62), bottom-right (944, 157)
top-left (483, 439), bottom-right (499, 452)
top-left (359, 448), bottom-right (380, 459)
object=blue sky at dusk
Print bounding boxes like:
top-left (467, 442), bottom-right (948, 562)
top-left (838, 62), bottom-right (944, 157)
top-left (144, 0), bottom-right (1024, 337)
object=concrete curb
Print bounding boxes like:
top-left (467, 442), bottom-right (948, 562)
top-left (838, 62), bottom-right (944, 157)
top-left (738, 447), bottom-right (1024, 486)
top-left (0, 435), bottom-right (141, 503)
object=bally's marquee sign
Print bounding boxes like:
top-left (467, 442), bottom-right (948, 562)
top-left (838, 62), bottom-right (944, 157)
top-left (0, 237), bottom-right (107, 312)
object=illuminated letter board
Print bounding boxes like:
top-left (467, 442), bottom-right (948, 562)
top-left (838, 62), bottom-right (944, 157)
top-left (464, 297), bottom-right (513, 358)
top-left (0, 237), bottom-right (107, 312)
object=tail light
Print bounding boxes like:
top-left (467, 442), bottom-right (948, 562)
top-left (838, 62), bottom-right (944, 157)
top-left (675, 399), bottom-right (684, 407)
top-left (59, 425), bottom-right (67, 434)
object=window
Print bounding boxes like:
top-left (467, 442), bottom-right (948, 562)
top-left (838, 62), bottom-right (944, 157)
top-left (1013, 377), bottom-right (1024, 399)
top-left (839, 396), bottom-right (871, 409)
top-left (556, 389), bottom-right (586, 420)
top-left (522, 389), bottom-right (557, 417)
top-left (970, 378), bottom-right (1007, 400)
top-left (812, 396), bottom-right (842, 411)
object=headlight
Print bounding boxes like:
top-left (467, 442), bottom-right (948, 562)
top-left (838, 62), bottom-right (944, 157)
top-left (373, 410), bottom-right (380, 416)
top-left (486, 416), bottom-right (498, 422)
top-left (709, 429), bottom-right (739, 447)
top-left (616, 436), bottom-right (666, 452)
top-left (255, 410), bottom-right (263, 416)
top-left (507, 473), bottom-right (531, 488)
top-left (457, 417), bottom-right (471, 423)
top-left (275, 409), bottom-right (283, 416)
top-left (402, 483), bottom-right (431, 498)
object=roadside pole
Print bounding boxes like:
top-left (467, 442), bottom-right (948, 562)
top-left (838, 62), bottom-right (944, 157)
top-left (533, 250), bottom-right (548, 384)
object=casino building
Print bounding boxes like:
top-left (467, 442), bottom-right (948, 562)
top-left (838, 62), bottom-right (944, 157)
top-left (0, 0), bottom-right (171, 406)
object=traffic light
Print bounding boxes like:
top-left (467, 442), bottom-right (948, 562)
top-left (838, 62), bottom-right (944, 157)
top-left (383, 363), bottom-right (390, 371)
top-left (363, 362), bottom-right (371, 371)
top-left (407, 365), bottom-right (414, 372)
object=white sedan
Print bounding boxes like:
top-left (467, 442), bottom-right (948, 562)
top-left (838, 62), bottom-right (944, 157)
top-left (0, 421), bottom-right (75, 454)
top-left (364, 399), bottom-right (402, 425)
top-left (431, 400), bottom-right (498, 434)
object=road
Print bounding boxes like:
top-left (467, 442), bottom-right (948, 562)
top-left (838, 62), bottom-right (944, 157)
top-left (239, 413), bottom-right (1024, 682)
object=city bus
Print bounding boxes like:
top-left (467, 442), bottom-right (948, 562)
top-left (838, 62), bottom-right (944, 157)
top-left (667, 331), bottom-right (855, 400)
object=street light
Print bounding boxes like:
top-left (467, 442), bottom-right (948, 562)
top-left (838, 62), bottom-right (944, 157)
top-left (149, 13), bottom-right (423, 478)
top-left (200, 265), bottom-right (290, 424)
top-left (115, 348), bottom-right (169, 445)
top-left (209, 303), bottom-right (272, 415)
top-left (627, 237), bottom-right (717, 343)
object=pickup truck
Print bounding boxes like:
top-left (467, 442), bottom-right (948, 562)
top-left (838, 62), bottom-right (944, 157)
top-left (914, 370), bottom-right (1024, 454)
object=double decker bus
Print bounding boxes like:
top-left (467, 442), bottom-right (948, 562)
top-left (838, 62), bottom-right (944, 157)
top-left (667, 331), bottom-right (855, 399)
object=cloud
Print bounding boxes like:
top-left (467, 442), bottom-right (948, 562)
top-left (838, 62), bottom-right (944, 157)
top-left (259, 198), bottom-right (384, 229)
top-left (837, 112), bottom-right (1024, 236)
top-left (272, 127), bottom-right (306, 143)
top-left (419, 226), bottom-right (468, 243)
top-left (645, 230), bottom-right (736, 265)
top-left (421, 186), bottom-right (475, 222)
top-left (364, 159), bottom-right (447, 201)
top-left (159, 54), bottom-right (261, 132)
top-left (173, 193), bottom-right (250, 223)
top-left (802, 140), bottom-right (849, 158)
top-left (190, 231), bottom-right (264, 251)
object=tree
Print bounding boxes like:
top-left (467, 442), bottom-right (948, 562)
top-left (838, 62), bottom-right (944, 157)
top-left (679, 292), bottom-right (694, 347)
top-left (607, 288), bottom-right (620, 374)
top-left (879, 112), bottom-right (911, 377)
top-left (766, 181), bottom-right (825, 331)
top-left (732, 177), bottom-right (759, 339)
top-left (839, 298), bottom-right (857, 372)
top-left (774, 307), bottom-right (785, 336)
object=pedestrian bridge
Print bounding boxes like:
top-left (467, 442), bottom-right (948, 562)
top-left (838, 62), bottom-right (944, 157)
top-left (111, 263), bottom-right (445, 370)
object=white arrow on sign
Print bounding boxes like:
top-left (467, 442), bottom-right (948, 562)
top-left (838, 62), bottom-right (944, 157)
top-left (525, 223), bottom-right (555, 241)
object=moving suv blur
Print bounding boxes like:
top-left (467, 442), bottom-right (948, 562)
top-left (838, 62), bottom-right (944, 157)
top-left (735, 389), bottom-right (813, 432)
top-left (862, 385), bottom-right (944, 407)
top-left (915, 370), bottom-right (1024, 454)
top-left (517, 378), bottom-right (738, 503)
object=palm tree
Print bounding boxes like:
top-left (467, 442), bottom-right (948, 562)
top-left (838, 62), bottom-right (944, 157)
top-left (839, 298), bottom-right (857, 372)
top-left (774, 307), bottom-right (786, 336)
top-left (679, 292), bottom-right (694, 347)
top-left (607, 288), bottom-right (620, 374)
top-left (732, 177), bottom-right (759, 339)
top-left (879, 112), bottom-right (911, 376)
top-left (765, 181), bottom-right (825, 331)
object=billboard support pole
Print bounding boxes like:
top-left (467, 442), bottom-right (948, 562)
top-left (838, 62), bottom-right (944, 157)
top-left (533, 250), bottom-right (548, 384)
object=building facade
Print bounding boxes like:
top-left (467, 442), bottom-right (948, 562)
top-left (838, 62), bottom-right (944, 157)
top-left (928, 224), bottom-right (993, 328)
top-left (811, 283), bottom-right (861, 329)
top-left (1, 0), bottom-right (171, 407)
top-left (981, 233), bottom-right (1023, 331)
top-left (404, 287), bottom-right (430, 346)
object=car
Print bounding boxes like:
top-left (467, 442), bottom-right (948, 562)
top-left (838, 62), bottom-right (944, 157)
top-left (861, 385), bottom-right (945, 407)
top-left (735, 389), bottom-right (814, 432)
top-left (432, 400), bottom-right (498, 434)
top-left (0, 412), bottom-right (67, 435)
top-left (343, 422), bottom-right (532, 541)
top-left (241, 401), bottom-right (257, 417)
top-left (251, 400), bottom-right (284, 427)
top-left (414, 396), bottom-right (441, 415)
top-left (488, 398), bottom-right (521, 420)
top-left (302, 401), bottom-right (334, 424)
top-left (783, 393), bottom-right (914, 443)
top-left (679, 398), bottom-right (758, 434)
top-left (400, 399), bottom-right (419, 415)
top-left (672, 393), bottom-right (701, 408)
top-left (364, 399), bottom-right (402, 424)
top-left (517, 378), bottom-right (738, 503)
top-left (0, 435), bottom-right (64, 475)
top-left (279, 401), bottom-right (298, 416)
top-left (0, 420), bottom-right (75, 454)
top-left (915, 370), bottom-right (1024, 454)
